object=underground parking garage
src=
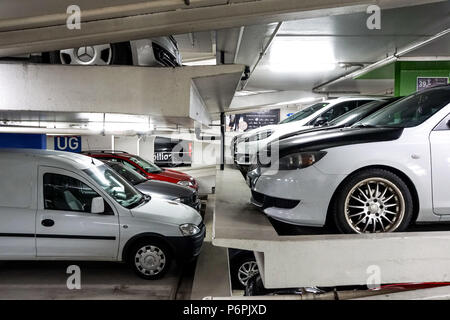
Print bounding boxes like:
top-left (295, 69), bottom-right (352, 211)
top-left (0, 0), bottom-right (449, 312)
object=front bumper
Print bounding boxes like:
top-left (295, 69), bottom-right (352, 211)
top-left (180, 194), bottom-right (201, 212)
top-left (248, 165), bottom-right (346, 227)
top-left (168, 222), bottom-right (206, 262)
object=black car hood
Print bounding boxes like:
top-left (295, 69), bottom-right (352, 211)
top-left (278, 124), bottom-right (344, 140)
top-left (271, 127), bottom-right (404, 158)
top-left (135, 179), bottom-right (195, 199)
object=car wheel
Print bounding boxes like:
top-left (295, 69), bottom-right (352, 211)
top-left (333, 169), bottom-right (413, 234)
top-left (231, 254), bottom-right (259, 289)
top-left (244, 274), bottom-right (269, 296)
top-left (129, 240), bottom-right (171, 280)
top-left (49, 42), bottom-right (132, 65)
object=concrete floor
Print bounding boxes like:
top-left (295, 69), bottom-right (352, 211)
top-left (0, 261), bottom-right (181, 299)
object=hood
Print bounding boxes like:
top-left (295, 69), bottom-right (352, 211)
top-left (158, 168), bottom-right (192, 181)
top-left (278, 124), bottom-right (343, 140)
top-left (136, 180), bottom-right (195, 199)
top-left (272, 120), bottom-right (313, 137)
top-left (237, 125), bottom-right (278, 139)
top-left (238, 118), bottom-right (314, 141)
top-left (273, 126), bottom-right (404, 158)
top-left (131, 197), bottom-right (202, 226)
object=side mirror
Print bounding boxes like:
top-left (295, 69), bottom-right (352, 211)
top-left (447, 119), bottom-right (450, 128)
top-left (314, 117), bottom-right (327, 126)
top-left (91, 197), bottom-right (105, 214)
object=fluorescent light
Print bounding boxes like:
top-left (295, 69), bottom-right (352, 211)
top-left (269, 38), bottom-right (336, 72)
top-left (273, 96), bottom-right (320, 106)
top-left (183, 58), bottom-right (217, 66)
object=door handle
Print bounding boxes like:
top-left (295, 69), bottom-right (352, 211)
top-left (41, 219), bottom-right (55, 227)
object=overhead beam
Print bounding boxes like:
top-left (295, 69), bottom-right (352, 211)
top-left (0, 63), bottom-right (244, 125)
top-left (0, 0), bottom-right (445, 56)
top-left (229, 90), bottom-right (326, 111)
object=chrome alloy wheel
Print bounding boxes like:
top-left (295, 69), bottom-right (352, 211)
top-left (60, 44), bottom-right (112, 65)
top-left (238, 261), bottom-right (259, 287)
top-left (344, 177), bottom-right (405, 233)
top-left (134, 245), bottom-right (166, 276)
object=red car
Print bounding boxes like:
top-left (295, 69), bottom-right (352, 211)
top-left (82, 150), bottom-right (199, 190)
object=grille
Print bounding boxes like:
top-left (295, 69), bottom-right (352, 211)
top-left (252, 190), bottom-right (300, 209)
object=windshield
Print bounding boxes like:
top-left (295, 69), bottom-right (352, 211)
top-left (84, 165), bottom-right (144, 209)
top-left (328, 100), bottom-right (387, 127)
top-left (354, 87), bottom-right (450, 128)
top-left (129, 156), bottom-right (162, 174)
top-left (279, 102), bottom-right (329, 124)
top-left (109, 163), bottom-right (147, 185)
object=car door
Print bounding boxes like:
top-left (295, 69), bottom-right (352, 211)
top-left (0, 155), bottom-right (37, 259)
top-left (430, 113), bottom-right (450, 215)
top-left (36, 166), bottom-right (120, 259)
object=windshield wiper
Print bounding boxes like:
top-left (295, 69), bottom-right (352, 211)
top-left (352, 123), bottom-right (378, 128)
top-left (127, 195), bottom-right (147, 209)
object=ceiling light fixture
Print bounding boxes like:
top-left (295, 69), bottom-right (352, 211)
top-left (269, 38), bottom-right (337, 73)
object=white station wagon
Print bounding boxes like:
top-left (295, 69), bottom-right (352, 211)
top-left (0, 149), bottom-right (205, 279)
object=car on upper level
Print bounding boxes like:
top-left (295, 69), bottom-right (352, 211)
top-left (231, 96), bottom-right (386, 167)
top-left (81, 150), bottom-right (199, 190)
top-left (247, 85), bottom-right (450, 233)
top-left (104, 161), bottom-right (200, 211)
top-left (277, 97), bottom-right (403, 141)
top-left (0, 149), bottom-right (204, 279)
top-left (2, 36), bottom-right (182, 67)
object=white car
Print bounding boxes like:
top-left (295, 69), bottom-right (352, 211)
top-left (0, 149), bottom-right (204, 279)
top-left (247, 85), bottom-right (450, 233)
top-left (232, 97), bottom-right (383, 166)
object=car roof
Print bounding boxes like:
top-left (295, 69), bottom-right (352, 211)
top-left (321, 96), bottom-right (388, 104)
top-left (82, 150), bottom-right (132, 158)
top-left (0, 148), bottom-right (103, 170)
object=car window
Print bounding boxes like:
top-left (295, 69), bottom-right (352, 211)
top-left (110, 163), bottom-right (147, 185)
top-left (319, 101), bottom-right (359, 122)
top-left (356, 86), bottom-right (450, 128)
top-left (43, 173), bottom-right (111, 214)
top-left (121, 160), bottom-right (142, 173)
top-left (84, 164), bottom-right (145, 209)
top-left (279, 102), bottom-right (329, 124)
top-left (128, 156), bottom-right (162, 174)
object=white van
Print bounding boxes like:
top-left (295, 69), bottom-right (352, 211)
top-left (0, 149), bottom-right (205, 279)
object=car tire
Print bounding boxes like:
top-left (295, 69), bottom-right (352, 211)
top-left (231, 253), bottom-right (259, 290)
top-left (128, 240), bottom-right (172, 280)
top-left (48, 42), bottom-right (133, 65)
top-left (333, 168), bottom-right (413, 234)
top-left (244, 274), bottom-right (269, 296)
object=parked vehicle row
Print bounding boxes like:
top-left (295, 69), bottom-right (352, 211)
top-left (245, 85), bottom-right (450, 234)
top-left (0, 149), bottom-right (205, 279)
top-left (231, 96), bottom-right (385, 170)
top-left (81, 150), bottom-right (198, 190)
top-left (104, 161), bottom-right (201, 211)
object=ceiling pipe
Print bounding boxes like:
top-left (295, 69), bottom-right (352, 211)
top-left (233, 26), bottom-right (245, 64)
top-left (312, 28), bottom-right (450, 93)
top-left (241, 21), bottom-right (283, 90)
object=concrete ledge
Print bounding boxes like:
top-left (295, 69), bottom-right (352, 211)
top-left (191, 195), bottom-right (232, 299)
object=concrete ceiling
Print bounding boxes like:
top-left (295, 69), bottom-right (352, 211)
top-left (0, 0), bottom-right (442, 56)
top-left (243, 1), bottom-right (449, 98)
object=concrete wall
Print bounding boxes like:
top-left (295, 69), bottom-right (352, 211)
top-left (46, 133), bottom-right (219, 166)
top-left (47, 135), bottom-right (113, 151)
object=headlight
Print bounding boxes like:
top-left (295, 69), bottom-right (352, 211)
top-left (177, 180), bottom-right (192, 187)
top-left (179, 223), bottom-right (200, 236)
top-left (252, 129), bottom-right (274, 141)
top-left (277, 151), bottom-right (327, 170)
